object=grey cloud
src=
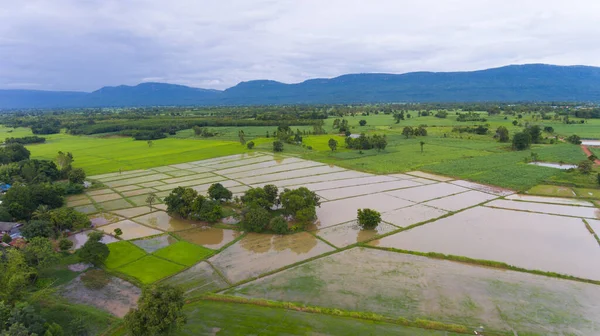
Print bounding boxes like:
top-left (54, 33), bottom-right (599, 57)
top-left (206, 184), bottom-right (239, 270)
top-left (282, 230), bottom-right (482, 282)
top-left (1, 0), bottom-right (599, 91)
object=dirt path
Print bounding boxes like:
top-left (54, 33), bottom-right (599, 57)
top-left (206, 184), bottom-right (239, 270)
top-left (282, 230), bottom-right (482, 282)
top-left (581, 145), bottom-right (600, 165)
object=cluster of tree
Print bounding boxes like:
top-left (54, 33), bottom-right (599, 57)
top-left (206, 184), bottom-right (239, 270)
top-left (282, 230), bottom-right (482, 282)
top-left (4, 136), bottom-right (46, 145)
top-left (567, 134), bottom-right (582, 145)
top-left (456, 112), bottom-right (487, 122)
top-left (128, 130), bottom-right (167, 141)
top-left (495, 126), bottom-right (510, 142)
top-left (512, 125), bottom-right (543, 150)
top-left (124, 285), bottom-right (186, 336)
top-left (345, 133), bottom-right (387, 151)
top-left (164, 184), bottom-right (228, 222)
top-left (256, 111), bottom-right (327, 120)
top-left (31, 119), bottom-right (61, 135)
top-left (193, 126), bottom-right (217, 137)
top-left (0, 143), bottom-right (30, 165)
top-left (21, 206), bottom-right (91, 239)
top-left (435, 111), bottom-right (448, 118)
top-left (451, 125), bottom-right (488, 135)
top-left (240, 185), bottom-right (320, 233)
top-left (402, 126), bottom-right (428, 138)
top-left (332, 119), bottom-right (349, 132)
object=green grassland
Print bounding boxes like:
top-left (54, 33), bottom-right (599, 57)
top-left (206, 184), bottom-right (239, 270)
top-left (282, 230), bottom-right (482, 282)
top-left (176, 300), bottom-right (465, 336)
top-left (153, 241), bottom-right (214, 266)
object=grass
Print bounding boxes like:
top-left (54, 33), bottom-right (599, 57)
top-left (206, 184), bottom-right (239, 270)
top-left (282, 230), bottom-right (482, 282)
top-left (116, 255), bottom-right (185, 284)
top-left (104, 241), bottom-right (147, 269)
top-left (153, 241), bottom-right (214, 266)
top-left (175, 298), bottom-right (468, 336)
top-left (525, 184), bottom-right (577, 197)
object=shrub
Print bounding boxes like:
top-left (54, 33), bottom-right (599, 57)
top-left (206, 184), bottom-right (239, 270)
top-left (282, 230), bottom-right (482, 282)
top-left (357, 208), bottom-right (381, 229)
top-left (246, 141), bottom-right (255, 149)
top-left (241, 206), bottom-right (270, 233)
top-left (81, 269), bottom-right (110, 289)
top-left (114, 228), bottom-right (123, 237)
top-left (359, 120), bottom-right (367, 126)
top-left (241, 187), bottom-right (273, 209)
top-left (58, 238), bottom-right (73, 251)
top-left (273, 140), bottom-right (284, 152)
top-left (269, 216), bottom-right (289, 234)
top-left (2, 233), bottom-right (12, 244)
top-left (495, 126), bottom-right (509, 142)
top-left (208, 183), bottom-right (233, 201)
top-left (198, 200), bottom-right (222, 223)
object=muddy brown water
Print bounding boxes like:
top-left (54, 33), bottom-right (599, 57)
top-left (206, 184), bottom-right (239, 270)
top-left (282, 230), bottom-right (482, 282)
top-left (111, 206), bottom-right (155, 218)
top-left (61, 273), bottom-right (141, 318)
top-left (177, 227), bottom-right (241, 249)
top-left (162, 261), bottom-right (229, 297)
top-left (98, 220), bottom-right (163, 240)
top-left (209, 232), bottom-right (334, 283)
top-left (89, 213), bottom-right (124, 227)
top-left (373, 206), bottom-right (600, 281)
top-left (227, 247), bottom-right (600, 335)
top-left (68, 231), bottom-right (119, 249)
top-left (132, 211), bottom-right (198, 231)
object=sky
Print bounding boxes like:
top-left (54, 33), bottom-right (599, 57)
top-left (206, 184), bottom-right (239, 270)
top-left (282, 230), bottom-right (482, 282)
top-left (1, 0), bottom-right (600, 92)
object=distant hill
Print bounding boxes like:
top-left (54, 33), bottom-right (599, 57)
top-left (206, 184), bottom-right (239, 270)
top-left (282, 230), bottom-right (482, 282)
top-left (2, 64), bottom-right (600, 108)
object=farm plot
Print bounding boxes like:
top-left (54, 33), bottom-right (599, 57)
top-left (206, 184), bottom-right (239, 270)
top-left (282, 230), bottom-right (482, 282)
top-left (89, 212), bottom-right (124, 227)
top-left (117, 255), bottom-right (185, 284)
top-left (381, 204), bottom-right (448, 227)
top-left (316, 221), bottom-right (398, 248)
top-left (175, 227), bottom-right (241, 249)
top-left (132, 211), bottom-right (199, 231)
top-left (372, 206), bottom-right (600, 281)
top-left (422, 190), bottom-right (498, 212)
top-left (385, 183), bottom-right (469, 203)
top-left (226, 248), bottom-right (600, 335)
top-left (153, 241), bottom-right (213, 266)
top-left (104, 241), bottom-right (147, 269)
top-left (98, 220), bottom-right (163, 240)
top-left (132, 234), bottom-right (178, 253)
top-left (68, 231), bottom-right (119, 249)
top-left (486, 199), bottom-right (600, 218)
top-left (316, 179), bottom-right (422, 201)
top-left (209, 232), bottom-right (334, 284)
top-left (162, 261), bottom-right (229, 298)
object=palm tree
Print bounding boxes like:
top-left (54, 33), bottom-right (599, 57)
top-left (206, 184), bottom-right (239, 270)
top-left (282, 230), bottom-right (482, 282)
top-left (32, 205), bottom-right (50, 220)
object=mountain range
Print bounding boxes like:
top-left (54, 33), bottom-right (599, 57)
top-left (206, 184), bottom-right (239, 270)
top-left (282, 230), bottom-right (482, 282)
top-left (2, 64), bottom-right (600, 109)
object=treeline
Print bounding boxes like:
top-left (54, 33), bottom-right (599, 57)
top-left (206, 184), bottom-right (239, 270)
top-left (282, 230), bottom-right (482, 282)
top-left (345, 134), bottom-right (388, 151)
top-left (4, 136), bottom-right (46, 145)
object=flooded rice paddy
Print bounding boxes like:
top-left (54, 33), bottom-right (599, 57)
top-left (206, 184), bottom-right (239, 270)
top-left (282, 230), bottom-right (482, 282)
top-left (372, 206), bottom-right (600, 281)
top-left (209, 232), bottom-right (334, 283)
top-left (528, 162), bottom-right (578, 169)
top-left (68, 230), bottom-right (119, 249)
top-left (85, 153), bottom-right (600, 332)
top-left (176, 227), bottom-right (241, 249)
top-left (227, 248), bottom-right (600, 335)
top-left (132, 234), bottom-right (178, 253)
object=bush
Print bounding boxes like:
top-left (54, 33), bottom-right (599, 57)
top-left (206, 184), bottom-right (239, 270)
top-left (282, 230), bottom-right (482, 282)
top-left (273, 140), bottom-right (284, 152)
top-left (68, 168), bottom-right (86, 184)
top-left (2, 233), bottom-right (12, 244)
top-left (241, 207), bottom-right (270, 233)
top-left (359, 120), bottom-right (367, 126)
top-left (241, 187), bottom-right (273, 209)
top-left (21, 220), bottom-right (53, 239)
top-left (114, 228), bottom-right (123, 237)
top-left (435, 111), bottom-right (448, 118)
top-left (246, 141), bottom-right (255, 149)
top-left (269, 216), bottom-right (289, 234)
top-left (58, 238), bottom-right (73, 251)
top-left (495, 126), bottom-right (509, 142)
top-left (198, 200), bottom-right (222, 223)
top-left (357, 208), bottom-right (381, 230)
top-left (81, 269), bottom-right (110, 289)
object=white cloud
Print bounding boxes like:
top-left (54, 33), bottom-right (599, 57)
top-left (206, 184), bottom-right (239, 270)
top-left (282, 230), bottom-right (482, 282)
top-left (1, 0), bottom-right (599, 91)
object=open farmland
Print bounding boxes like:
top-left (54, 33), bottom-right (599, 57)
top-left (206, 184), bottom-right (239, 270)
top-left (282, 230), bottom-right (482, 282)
top-left (67, 152), bottom-right (600, 335)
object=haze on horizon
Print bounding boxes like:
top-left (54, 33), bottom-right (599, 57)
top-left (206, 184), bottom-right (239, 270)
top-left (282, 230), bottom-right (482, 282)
top-left (1, 0), bottom-right (599, 92)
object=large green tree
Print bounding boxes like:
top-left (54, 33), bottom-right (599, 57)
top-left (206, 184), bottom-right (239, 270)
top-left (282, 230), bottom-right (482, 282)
top-left (207, 183), bottom-right (232, 201)
top-left (78, 234), bottom-right (109, 266)
top-left (512, 132), bottom-right (531, 150)
top-left (124, 285), bottom-right (185, 336)
top-left (20, 220), bottom-right (53, 239)
top-left (241, 206), bottom-right (271, 233)
top-left (22, 237), bottom-right (57, 268)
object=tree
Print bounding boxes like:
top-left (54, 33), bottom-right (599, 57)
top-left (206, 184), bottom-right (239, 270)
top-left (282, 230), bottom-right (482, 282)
top-left (246, 141), bottom-right (255, 150)
top-left (58, 238), bottom-right (73, 251)
top-left (124, 284), bottom-right (185, 336)
top-left (21, 220), bottom-right (53, 239)
top-left (114, 228), bottom-right (123, 237)
top-left (273, 140), bottom-right (284, 152)
top-left (496, 126), bottom-right (509, 142)
top-left (567, 134), bottom-right (582, 145)
top-left (269, 216), bottom-right (288, 234)
top-left (23, 237), bottom-right (57, 267)
top-left (198, 200), bottom-right (222, 223)
top-left (32, 205), bottom-right (50, 221)
top-left (87, 231), bottom-right (104, 242)
top-left (147, 140), bottom-right (153, 148)
top-left (44, 322), bottom-right (64, 336)
top-left (512, 120), bottom-right (518, 126)
top-left (145, 193), bottom-right (157, 211)
top-left (588, 154), bottom-right (598, 162)
top-left (241, 187), bottom-right (273, 210)
top-left (359, 120), bottom-right (367, 126)
top-left (295, 207), bottom-right (316, 225)
top-left (420, 141), bottom-right (425, 153)
top-left (402, 126), bottom-right (413, 139)
top-left (164, 187), bottom-right (198, 218)
top-left (328, 138), bottom-right (338, 151)
top-left (0, 249), bottom-right (34, 304)
top-left (48, 207), bottom-right (90, 233)
top-left (512, 132), bottom-right (531, 150)
top-left (241, 206), bottom-right (270, 233)
top-left (4, 184), bottom-right (64, 220)
top-left (6, 303), bottom-right (46, 336)
top-left (543, 126), bottom-right (554, 133)
top-left (2, 233), bottom-right (11, 244)
top-left (372, 134), bottom-right (387, 151)
top-left (525, 125), bottom-right (542, 144)
top-left (357, 208), bottom-right (381, 230)
top-left (67, 168), bottom-right (86, 184)
top-left (208, 183), bottom-right (232, 202)
top-left (263, 185), bottom-right (279, 206)
top-left (279, 187), bottom-right (321, 223)
top-left (78, 238), bottom-right (109, 266)
top-left (55, 151), bottom-right (73, 172)
top-left (578, 160), bottom-right (593, 174)
top-left (238, 130), bottom-right (246, 145)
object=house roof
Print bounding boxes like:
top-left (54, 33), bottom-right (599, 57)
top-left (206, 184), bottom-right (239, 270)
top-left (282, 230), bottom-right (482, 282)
top-left (0, 222), bottom-right (19, 232)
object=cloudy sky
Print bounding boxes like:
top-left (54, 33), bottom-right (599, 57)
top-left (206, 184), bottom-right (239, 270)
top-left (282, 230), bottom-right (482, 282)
top-left (1, 0), bottom-right (599, 92)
